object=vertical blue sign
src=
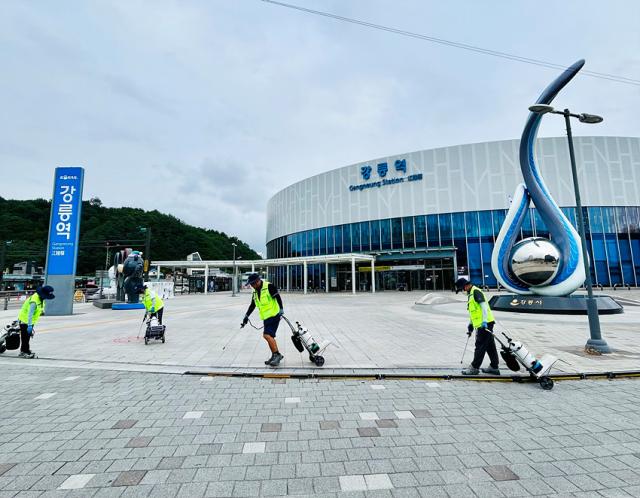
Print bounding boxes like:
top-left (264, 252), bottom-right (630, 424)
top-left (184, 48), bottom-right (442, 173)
top-left (46, 167), bottom-right (84, 275)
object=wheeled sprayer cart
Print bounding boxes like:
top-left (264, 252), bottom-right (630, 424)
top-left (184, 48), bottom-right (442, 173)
top-left (493, 328), bottom-right (558, 390)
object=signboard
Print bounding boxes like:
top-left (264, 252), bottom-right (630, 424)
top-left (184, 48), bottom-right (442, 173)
top-left (45, 167), bottom-right (84, 315)
top-left (349, 158), bottom-right (423, 192)
top-left (46, 168), bottom-right (84, 275)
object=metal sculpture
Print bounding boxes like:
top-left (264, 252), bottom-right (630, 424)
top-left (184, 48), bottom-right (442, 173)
top-left (113, 249), bottom-right (144, 303)
top-left (491, 60), bottom-right (586, 296)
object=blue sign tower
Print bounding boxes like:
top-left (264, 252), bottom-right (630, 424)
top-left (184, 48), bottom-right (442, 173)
top-left (44, 167), bottom-right (85, 315)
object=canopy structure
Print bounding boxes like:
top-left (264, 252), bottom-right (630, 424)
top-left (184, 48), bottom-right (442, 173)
top-left (152, 253), bottom-right (376, 294)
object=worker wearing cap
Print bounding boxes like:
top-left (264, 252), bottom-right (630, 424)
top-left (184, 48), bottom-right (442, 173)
top-left (135, 284), bottom-right (164, 324)
top-left (455, 277), bottom-right (500, 375)
top-left (17, 285), bottom-right (55, 359)
top-left (241, 273), bottom-right (285, 366)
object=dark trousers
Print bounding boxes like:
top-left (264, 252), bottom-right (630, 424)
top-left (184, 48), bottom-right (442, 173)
top-left (471, 321), bottom-right (499, 369)
top-left (150, 308), bottom-right (164, 325)
top-left (19, 322), bottom-right (31, 354)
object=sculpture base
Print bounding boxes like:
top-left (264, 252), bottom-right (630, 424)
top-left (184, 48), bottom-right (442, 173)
top-left (93, 299), bottom-right (117, 309)
top-left (489, 295), bottom-right (623, 315)
top-left (111, 303), bottom-right (145, 310)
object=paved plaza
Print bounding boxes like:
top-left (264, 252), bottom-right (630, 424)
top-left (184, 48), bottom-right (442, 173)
top-left (0, 290), bottom-right (638, 376)
top-left (1, 363), bottom-right (640, 497)
top-left (1, 290), bottom-right (640, 496)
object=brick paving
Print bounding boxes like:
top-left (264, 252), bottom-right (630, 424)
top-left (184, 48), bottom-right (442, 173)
top-left (1, 364), bottom-right (640, 496)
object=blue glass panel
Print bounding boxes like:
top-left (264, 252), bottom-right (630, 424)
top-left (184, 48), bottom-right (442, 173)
top-left (482, 242), bottom-right (496, 286)
top-left (343, 224), bottom-right (352, 253)
top-left (360, 222), bottom-right (371, 252)
top-left (467, 242), bottom-right (482, 283)
top-left (391, 218), bottom-right (402, 249)
top-left (606, 234), bottom-right (622, 284)
top-left (402, 217), bottom-right (415, 249)
top-left (312, 229), bottom-right (319, 256)
top-left (438, 213), bottom-right (452, 245)
top-left (427, 215), bottom-right (439, 246)
top-left (352, 223), bottom-right (361, 252)
top-left (381, 219), bottom-right (392, 250)
top-left (415, 216), bottom-right (426, 247)
top-left (319, 228), bottom-right (327, 255)
top-left (326, 227), bottom-right (335, 255)
top-left (532, 208), bottom-right (549, 237)
top-left (461, 212), bottom-right (476, 238)
top-left (370, 220), bottom-right (381, 250)
top-left (591, 232), bottom-right (609, 286)
top-left (492, 210), bottom-right (506, 238)
top-left (478, 211), bottom-right (493, 239)
top-left (561, 207), bottom-right (577, 229)
top-left (335, 225), bottom-right (344, 254)
top-left (602, 207), bottom-right (616, 233)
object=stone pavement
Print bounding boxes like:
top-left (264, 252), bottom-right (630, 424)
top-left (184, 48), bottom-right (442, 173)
top-left (0, 290), bottom-right (639, 376)
top-left (1, 363), bottom-right (640, 497)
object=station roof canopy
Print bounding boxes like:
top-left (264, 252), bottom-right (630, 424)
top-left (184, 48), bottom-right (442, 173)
top-left (152, 253), bottom-right (375, 269)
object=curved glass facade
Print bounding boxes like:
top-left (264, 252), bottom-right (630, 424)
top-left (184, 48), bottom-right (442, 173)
top-left (266, 206), bottom-right (640, 291)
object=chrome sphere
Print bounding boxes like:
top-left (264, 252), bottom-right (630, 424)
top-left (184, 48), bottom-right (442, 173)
top-left (510, 237), bottom-right (560, 287)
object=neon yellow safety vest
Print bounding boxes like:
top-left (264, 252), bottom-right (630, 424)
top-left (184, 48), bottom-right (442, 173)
top-left (252, 280), bottom-right (280, 321)
top-left (142, 289), bottom-right (164, 312)
top-left (467, 285), bottom-right (495, 328)
top-left (18, 294), bottom-right (45, 325)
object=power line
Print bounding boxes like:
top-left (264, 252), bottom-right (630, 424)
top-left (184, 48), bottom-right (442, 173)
top-left (261, 0), bottom-right (640, 87)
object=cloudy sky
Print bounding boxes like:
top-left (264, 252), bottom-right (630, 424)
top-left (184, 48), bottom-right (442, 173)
top-left (1, 0), bottom-right (639, 253)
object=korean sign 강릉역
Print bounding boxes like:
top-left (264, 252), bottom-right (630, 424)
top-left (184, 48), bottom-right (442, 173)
top-left (46, 167), bottom-right (84, 275)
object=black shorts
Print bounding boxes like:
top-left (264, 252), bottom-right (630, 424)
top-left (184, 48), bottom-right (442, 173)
top-left (263, 315), bottom-right (281, 337)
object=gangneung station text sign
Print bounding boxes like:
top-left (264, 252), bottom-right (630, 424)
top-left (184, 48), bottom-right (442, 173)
top-left (45, 167), bottom-right (85, 315)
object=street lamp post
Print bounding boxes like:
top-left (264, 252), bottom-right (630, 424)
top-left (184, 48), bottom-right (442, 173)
top-left (529, 104), bottom-right (611, 353)
top-left (231, 243), bottom-right (237, 297)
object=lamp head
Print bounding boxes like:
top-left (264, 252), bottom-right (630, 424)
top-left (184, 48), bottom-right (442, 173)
top-left (528, 104), bottom-right (555, 114)
top-left (578, 113), bottom-right (604, 124)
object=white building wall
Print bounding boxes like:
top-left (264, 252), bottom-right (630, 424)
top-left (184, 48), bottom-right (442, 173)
top-left (266, 137), bottom-right (640, 243)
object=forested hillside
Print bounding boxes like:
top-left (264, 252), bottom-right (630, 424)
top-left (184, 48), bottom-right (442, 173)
top-left (0, 197), bottom-right (260, 276)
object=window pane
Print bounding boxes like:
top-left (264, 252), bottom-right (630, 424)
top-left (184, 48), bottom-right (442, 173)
top-left (402, 217), bottom-right (415, 249)
top-left (343, 225), bottom-right (352, 253)
top-left (370, 220), bottom-right (381, 250)
top-left (391, 218), bottom-right (402, 249)
top-left (415, 216), bottom-right (426, 247)
top-left (427, 215), bottom-right (439, 246)
top-left (439, 213), bottom-right (452, 245)
top-left (352, 223), bottom-right (361, 252)
top-left (381, 219), bottom-right (392, 250)
top-left (360, 222), bottom-right (371, 252)
top-left (335, 225), bottom-right (344, 254)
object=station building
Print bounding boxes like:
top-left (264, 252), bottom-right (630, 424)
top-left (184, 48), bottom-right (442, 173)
top-left (266, 137), bottom-right (640, 292)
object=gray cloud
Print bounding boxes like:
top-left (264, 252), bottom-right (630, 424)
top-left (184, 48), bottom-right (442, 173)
top-left (1, 0), bottom-right (639, 254)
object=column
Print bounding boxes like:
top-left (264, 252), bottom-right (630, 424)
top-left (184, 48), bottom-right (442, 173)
top-left (286, 265), bottom-right (290, 292)
top-left (204, 264), bottom-right (209, 295)
top-left (371, 258), bottom-right (376, 293)
top-left (325, 262), bottom-right (329, 293)
top-left (303, 261), bottom-right (308, 295)
top-left (351, 257), bottom-right (356, 294)
top-left (156, 265), bottom-right (161, 281)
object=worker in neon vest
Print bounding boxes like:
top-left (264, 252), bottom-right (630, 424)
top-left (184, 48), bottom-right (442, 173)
top-left (455, 277), bottom-right (500, 375)
top-left (241, 273), bottom-right (285, 366)
top-left (135, 284), bottom-right (164, 324)
top-left (17, 285), bottom-right (55, 358)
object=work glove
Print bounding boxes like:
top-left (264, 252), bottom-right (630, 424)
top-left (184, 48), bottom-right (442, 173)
top-left (278, 309), bottom-right (284, 317)
top-left (481, 321), bottom-right (488, 330)
top-left (27, 325), bottom-right (34, 336)
top-left (467, 323), bottom-right (474, 337)
top-left (150, 307), bottom-right (155, 313)
top-left (241, 315), bottom-right (248, 328)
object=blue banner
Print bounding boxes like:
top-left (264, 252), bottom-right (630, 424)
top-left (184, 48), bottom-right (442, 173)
top-left (46, 167), bottom-right (84, 275)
